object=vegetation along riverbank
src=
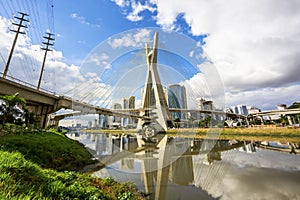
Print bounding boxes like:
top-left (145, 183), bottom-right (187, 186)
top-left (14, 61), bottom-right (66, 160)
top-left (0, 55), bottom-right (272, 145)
top-left (0, 93), bottom-right (145, 199)
top-left (0, 130), bottom-right (145, 199)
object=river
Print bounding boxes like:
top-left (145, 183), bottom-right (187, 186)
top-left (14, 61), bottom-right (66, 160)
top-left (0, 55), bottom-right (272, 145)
top-left (67, 132), bottom-right (300, 200)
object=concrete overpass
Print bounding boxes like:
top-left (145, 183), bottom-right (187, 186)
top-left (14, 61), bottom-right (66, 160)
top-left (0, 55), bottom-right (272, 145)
top-left (0, 76), bottom-right (121, 127)
top-left (248, 108), bottom-right (300, 125)
top-left (50, 107), bottom-right (246, 129)
top-left (4, 73), bottom-right (297, 129)
top-left (250, 108), bottom-right (300, 116)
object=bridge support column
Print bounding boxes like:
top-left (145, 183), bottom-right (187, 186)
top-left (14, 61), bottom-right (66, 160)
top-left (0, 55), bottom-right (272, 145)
top-left (225, 120), bottom-right (234, 127)
top-left (27, 104), bottom-right (54, 128)
top-left (287, 115), bottom-right (293, 125)
top-left (257, 115), bottom-right (264, 125)
top-left (245, 117), bottom-right (249, 127)
top-left (48, 114), bottom-right (65, 129)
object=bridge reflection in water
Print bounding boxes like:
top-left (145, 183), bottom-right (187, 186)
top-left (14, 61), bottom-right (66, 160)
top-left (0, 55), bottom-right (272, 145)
top-left (67, 132), bottom-right (300, 200)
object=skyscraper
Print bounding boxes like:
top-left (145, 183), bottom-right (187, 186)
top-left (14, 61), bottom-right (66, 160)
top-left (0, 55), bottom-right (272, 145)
top-left (111, 103), bottom-right (122, 126)
top-left (123, 96), bottom-right (135, 127)
top-left (165, 84), bottom-right (188, 120)
top-left (230, 104), bottom-right (248, 116)
top-left (197, 98), bottom-right (214, 120)
top-left (123, 96), bottom-right (135, 109)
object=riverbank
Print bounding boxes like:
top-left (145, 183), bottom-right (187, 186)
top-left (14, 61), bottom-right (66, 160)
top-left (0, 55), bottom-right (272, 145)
top-left (0, 130), bottom-right (95, 171)
top-left (170, 127), bottom-right (300, 142)
top-left (86, 126), bottom-right (300, 143)
top-left (0, 130), bottom-right (145, 199)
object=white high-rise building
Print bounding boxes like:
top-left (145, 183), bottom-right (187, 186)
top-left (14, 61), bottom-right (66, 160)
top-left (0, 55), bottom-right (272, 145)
top-left (248, 106), bottom-right (261, 114)
top-left (277, 104), bottom-right (287, 110)
top-left (197, 98), bottom-right (215, 120)
top-left (230, 105), bottom-right (248, 116)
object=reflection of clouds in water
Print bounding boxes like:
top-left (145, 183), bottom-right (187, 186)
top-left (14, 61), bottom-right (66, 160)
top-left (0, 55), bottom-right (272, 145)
top-left (220, 167), bottom-right (300, 200)
top-left (71, 133), bottom-right (300, 199)
top-left (224, 149), bottom-right (300, 171)
top-left (213, 149), bottom-right (300, 199)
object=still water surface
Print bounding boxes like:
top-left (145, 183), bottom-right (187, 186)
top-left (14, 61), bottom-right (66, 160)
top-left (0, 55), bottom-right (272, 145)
top-left (67, 132), bottom-right (300, 200)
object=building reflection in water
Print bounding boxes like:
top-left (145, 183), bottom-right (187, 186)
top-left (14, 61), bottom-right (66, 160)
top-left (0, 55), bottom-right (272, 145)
top-left (67, 132), bottom-right (300, 200)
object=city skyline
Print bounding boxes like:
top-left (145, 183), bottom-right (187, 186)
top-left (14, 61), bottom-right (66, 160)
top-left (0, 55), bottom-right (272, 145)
top-left (0, 0), bottom-right (299, 111)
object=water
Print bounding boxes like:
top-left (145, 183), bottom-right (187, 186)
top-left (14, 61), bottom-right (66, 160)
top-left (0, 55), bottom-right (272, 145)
top-left (67, 132), bottom-right (300, 200)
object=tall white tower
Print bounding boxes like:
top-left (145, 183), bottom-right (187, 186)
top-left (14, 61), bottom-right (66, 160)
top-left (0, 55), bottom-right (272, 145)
top-left (137, 32), bottom-right (173, 132)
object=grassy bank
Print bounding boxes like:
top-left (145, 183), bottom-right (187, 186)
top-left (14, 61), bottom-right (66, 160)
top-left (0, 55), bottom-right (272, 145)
top-left (0, 150), bottom-right (144, 200)
top-left (0, 130), bottom-right (94, 171)
top-left (0, 130), bottom-right (145, 199)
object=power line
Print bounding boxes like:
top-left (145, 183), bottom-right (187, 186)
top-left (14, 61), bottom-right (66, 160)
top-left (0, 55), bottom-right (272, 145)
top-left (2, 12), bottom-right (29, 78)
top-left (37, 32), bottom-right (54, 90)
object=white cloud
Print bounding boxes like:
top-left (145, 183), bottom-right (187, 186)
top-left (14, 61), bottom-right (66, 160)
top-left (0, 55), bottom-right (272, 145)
top-left (112, 0), bottom-right (300, 109)
top-left (225, 84), bottom-right (300, 110)
top-left (70, 12), bottom-right (100, 28)
top-left (85, 52), bottom-right (111, 69)
top-left (111, 0), bottom-right (129, 7)
top-left (108, 29), bottom-right (152, 48)
top-left (126, 1), bottom-right (156, 22)
top-left (154, 0), bottom-right (300, 91)
top-left (0, 16), bottom-right (85, 95)
top-left (111, 0), bottom-right (157, 22)
top-left (189, 50), bottom-right (194, 58)
top-left (182, 61), bottom-right (225, 109)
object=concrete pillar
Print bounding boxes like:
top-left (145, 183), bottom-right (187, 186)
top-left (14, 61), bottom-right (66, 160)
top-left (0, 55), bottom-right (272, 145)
top-left (225, 120), bottom-right (233, 127)
top-left (287, 115), bottom-right (293, 125)
top-left (259, 115), bottom-right (264, 125)
top-left (27, 104), bottom-right (54, 128)
top-left (245, 117), bottom-right (249, 127)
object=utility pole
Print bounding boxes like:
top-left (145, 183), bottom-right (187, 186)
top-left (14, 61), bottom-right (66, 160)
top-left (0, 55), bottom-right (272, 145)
top-left (2, 12), bottom-right (29, 78)
top-left (37, 32), bottom-right (54, 90)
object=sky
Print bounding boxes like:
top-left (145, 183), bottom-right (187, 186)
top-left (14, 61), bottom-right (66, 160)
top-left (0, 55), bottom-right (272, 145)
top-left (0, 0), bottom-right (299, 111)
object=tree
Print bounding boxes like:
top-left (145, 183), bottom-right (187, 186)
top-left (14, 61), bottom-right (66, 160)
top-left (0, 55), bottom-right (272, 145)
top-left (199, 115), bottom-right (212, 128)
top-left (288, 102), bottom-right (300, 109)
top-left (279, 114), bottom-right (288, 126)
top-left (174, 117), bottom-right (181, 128)
top-left (0, 93), bottom-right (26, 126)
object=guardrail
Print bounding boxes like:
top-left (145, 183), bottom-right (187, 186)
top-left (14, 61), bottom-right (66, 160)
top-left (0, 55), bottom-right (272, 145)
top-left (0, 72), bottom-right (57, 96)
top-left (0, 73), bottom-right (109, 110)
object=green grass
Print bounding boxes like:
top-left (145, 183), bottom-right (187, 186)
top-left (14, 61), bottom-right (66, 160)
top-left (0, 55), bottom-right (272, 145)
top-left (0, 131), bottom-right (94, 171)
top-left (0, 130), bottom-right (145, 199)
top-left (0, 150), bottom-right (144, 200)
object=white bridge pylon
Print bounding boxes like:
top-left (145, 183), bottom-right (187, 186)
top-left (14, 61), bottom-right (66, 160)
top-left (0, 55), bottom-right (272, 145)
top-left (137, 32), bottom-right (174, 132)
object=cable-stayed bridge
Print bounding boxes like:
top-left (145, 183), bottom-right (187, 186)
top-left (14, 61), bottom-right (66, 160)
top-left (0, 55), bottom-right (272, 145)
top-left (0, 73), bottom-right (152, 128)
top-left (1, 32), bottom-right (299, 132)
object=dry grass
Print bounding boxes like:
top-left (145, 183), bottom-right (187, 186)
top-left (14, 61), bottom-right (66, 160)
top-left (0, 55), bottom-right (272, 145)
top-left (85, 126), bottom-right (300, 142)
top-left (167, 127), bottom-right (300, 142)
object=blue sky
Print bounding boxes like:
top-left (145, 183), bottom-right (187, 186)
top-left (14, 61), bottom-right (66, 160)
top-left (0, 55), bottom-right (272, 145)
top-left (0, 0), bottom-right (299, 110)
top-left (53, 0), bottom-right (204, 65)
top-left (53, 0), bottom-right (152, 64)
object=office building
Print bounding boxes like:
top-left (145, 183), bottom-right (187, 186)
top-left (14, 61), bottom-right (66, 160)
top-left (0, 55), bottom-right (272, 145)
top-left (165, 84), bottom-right (188, 120)
top-left (123, 96), bottom-right (135, 127)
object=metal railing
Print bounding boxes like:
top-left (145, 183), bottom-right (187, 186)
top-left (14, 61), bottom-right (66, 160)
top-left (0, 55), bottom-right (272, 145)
top-left (0, 72), bottom-right (57, 96)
